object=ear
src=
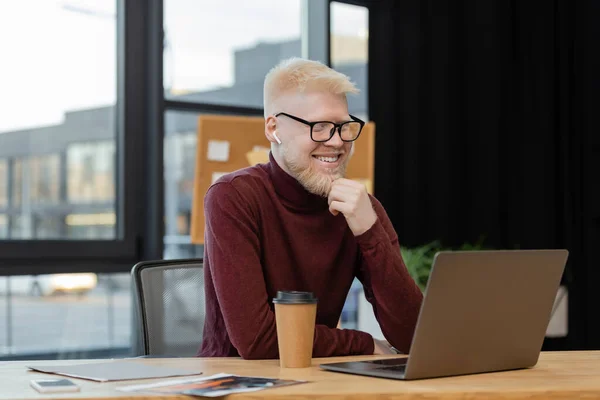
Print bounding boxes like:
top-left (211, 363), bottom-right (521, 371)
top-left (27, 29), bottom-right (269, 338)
top-left (264, 115), bottom-right (280, 144)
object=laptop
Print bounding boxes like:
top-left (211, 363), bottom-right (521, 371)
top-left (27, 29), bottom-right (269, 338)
top-left (320, 249), bottom-right (568, 380)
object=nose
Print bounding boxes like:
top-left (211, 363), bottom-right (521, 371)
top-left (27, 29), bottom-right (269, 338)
top-left (324, 127), bottom-right (344, 147)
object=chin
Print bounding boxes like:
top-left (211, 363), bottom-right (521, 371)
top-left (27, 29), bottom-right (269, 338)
top-left (298, 174), bottom-right (332, 197)
top-left (282, 150), bottom-right (349, 197)
top-left (296, 165), bottom-right (346, 197)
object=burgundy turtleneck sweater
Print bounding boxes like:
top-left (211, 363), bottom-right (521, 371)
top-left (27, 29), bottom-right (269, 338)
top-left (198, 153), bottom-right (423, 359)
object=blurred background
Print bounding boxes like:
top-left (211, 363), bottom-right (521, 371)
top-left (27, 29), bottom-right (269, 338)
top-left (0, 0), bottom-right (598, 360)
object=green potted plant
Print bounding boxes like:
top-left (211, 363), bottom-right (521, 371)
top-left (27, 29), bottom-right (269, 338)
top-left (401, 238), bottom-right (487, 292)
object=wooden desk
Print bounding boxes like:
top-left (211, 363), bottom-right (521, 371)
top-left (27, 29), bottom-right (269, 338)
top-left (2, 351), bottom-right (599, 400)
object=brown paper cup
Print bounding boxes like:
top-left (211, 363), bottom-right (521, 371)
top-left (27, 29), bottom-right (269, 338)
top-left (273, 291), bottom-right (318, 368)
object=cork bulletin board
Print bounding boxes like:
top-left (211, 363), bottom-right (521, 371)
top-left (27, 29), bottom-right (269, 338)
top-left (190, 115), bottom-right (375, 244)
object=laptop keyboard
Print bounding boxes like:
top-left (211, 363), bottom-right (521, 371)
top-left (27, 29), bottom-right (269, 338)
top-left (364, 358), bottom-right (408, 366)
top-left (375, 364), bottom-right (407, 372)
top-left (362, 358), bottom-right (408, 373)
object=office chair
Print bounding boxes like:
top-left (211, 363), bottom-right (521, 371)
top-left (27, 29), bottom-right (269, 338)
top-left (131, 258), bottom-right (205, 357)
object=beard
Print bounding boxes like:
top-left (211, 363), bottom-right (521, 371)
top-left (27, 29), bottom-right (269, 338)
top-left (281, 144), bottom-right (352, 197)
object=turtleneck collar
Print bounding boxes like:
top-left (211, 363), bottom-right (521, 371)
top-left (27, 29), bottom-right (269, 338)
top-left (265, 152), bottom-right (329, 211)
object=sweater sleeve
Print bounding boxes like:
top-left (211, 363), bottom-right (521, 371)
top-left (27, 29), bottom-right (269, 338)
top-left (354, 196), bottom-right (424, 354)
top-left (204, 181), bottom-right (374, 360)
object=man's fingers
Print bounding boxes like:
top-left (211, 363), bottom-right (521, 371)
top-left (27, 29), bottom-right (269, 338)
top-left (328, 186), bottom-right (360, 204)
top-left (327, 187), bottom-right (344, 206)
top-left (329, 201), bottom-right (352, 216)
top-left (332, 178), bottom-right (364, 190)
top-left (329, 183), bottom-right (360, 197)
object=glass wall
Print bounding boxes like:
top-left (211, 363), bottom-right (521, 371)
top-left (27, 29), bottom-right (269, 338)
top-left (0, 215), bottom-right (7, 239)
top-left (331, 2), bottom-right (369, 120)
top-left (164, 110), bottom-right (202, 260)
top-left (0, 0), bottom-right (126, 359)
top-left (163, 0), bottom-right (302, 107)
top-left (0, 273), bottom-right (131, 358)
top-left (0, 0), bottom-right (117, 241)
top-left (29, 154), bottom-right (61, 205)
top-left (67, 142), bottom-right (116, 205)
top-left (0, 159), bottom-right (9, 209)
top-left (0, 160), bottom-right (7, 239)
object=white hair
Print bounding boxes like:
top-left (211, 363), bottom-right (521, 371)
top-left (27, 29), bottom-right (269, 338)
top-left (263, 57), bottom-right (359, 117)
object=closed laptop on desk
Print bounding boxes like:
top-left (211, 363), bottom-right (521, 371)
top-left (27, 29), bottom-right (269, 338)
top-left (321, 250), bottom-right (568, 380)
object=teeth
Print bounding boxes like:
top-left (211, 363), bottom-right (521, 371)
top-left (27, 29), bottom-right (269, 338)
top-left (316, 155), bottom-right (339, 163)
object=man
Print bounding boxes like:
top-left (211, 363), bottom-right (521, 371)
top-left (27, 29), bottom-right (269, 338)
top-left (198, 58), bottom-right (423, 359)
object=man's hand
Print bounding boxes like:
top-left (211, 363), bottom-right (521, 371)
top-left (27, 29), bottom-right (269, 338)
top-left (328, 178), bottom-right (377, 236)
top-left (373, 338), bottom-right (397, 355)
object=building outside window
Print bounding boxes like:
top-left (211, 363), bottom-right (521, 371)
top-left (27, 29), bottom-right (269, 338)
top-left (11, 159), bottom-right (23, 209)
top-left (0, 215), bottom-right (7, 239)
top-left (331, 2), bottom-right (369, 120)
top-left (29, 154), bottom-right (61, 205)
top-left (67, 141), bottom-right (115, 205)
top-left (0, 159), bottom-right (7, 209)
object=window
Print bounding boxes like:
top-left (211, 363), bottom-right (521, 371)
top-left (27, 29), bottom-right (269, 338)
top-left (30, 154), bottom-right (61, 205)
top-left (0, 160), bottom-right (7, 208)
top-left (34, 215), bottom-right (64, 240)
top-left (3, 142), bottom-right (117, 241)
top-left (0, 0), bottom-right (146, 360)
top-left (163, 0), bottom-right (302, 108)
top-left (330, 2), bottom-right (369, 120)
top-left (0, 272), bottom-right (131, 358)
top-left (0, 215), bottom-right (7, 239)
top-left (164, 111), bottom-right (204, 260)
top-left (164, 131), bottom-right (197, 199)
top-left (67, 141), bottom-right (116, 205)
top-left (11, 160), bottom-right (23, 208)
top-left (0, 1), bottom-right (117, 242)
top-left (8, 157), bottom-right (64, 239)
top-left (66, 214), bottom-right (116, 240)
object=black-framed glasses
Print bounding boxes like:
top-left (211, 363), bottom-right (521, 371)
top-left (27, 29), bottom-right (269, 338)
top-left (275, 112), bottom-right (365, 142)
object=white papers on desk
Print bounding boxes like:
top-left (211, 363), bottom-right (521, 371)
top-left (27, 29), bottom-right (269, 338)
top-left (118, 373), bottom-right (305, 397)
top-left (27, 360), bottom-right (202, 382)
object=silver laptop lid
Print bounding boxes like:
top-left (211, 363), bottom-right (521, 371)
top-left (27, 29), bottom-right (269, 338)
top-left (404, 249), bottom-right (568, 379)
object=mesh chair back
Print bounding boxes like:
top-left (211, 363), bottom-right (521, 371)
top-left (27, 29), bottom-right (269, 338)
top-left (132, 259), bottom-right (205, 356)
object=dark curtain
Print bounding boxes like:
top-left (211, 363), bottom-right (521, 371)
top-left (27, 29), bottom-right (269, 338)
top-left (368, 0), bottom-right (599, 350)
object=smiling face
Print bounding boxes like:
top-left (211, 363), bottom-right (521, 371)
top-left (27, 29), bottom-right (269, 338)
top-left (267, 90), bottom-right (354, 197)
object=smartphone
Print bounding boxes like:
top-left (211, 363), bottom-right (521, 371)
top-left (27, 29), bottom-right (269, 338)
top-left (30, 379), bottom-right (80, 393)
